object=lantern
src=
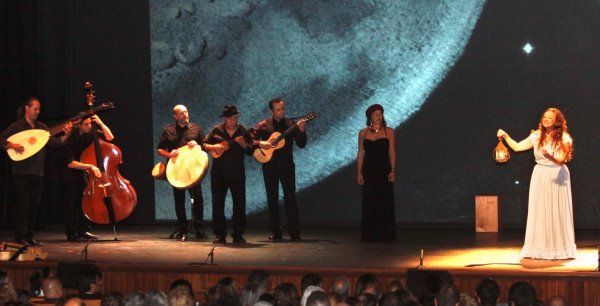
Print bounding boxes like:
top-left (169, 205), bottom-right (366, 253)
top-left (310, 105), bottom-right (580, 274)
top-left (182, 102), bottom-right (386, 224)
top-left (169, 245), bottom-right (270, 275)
top-left (494, 138), bottom-right (510, 163)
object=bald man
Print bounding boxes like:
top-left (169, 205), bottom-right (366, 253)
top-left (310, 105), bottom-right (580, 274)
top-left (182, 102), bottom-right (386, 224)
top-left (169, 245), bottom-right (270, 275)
top-left (157, 105), bottom-right (206, 241)
top-left (41, 277), bottom-right (64, 302)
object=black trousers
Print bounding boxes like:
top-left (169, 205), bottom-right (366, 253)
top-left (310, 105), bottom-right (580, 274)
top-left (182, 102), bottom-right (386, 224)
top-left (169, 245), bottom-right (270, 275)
top-left (262, 163), bottom-right (300, 236)
top-left (13, 174), bottom-right (43, 240)
top-left (64, 177), bottom-right (91, 236)
top-left (211, 174), bottom-right (246, 238)
top-left (173, 183), bottom-right (204, 229)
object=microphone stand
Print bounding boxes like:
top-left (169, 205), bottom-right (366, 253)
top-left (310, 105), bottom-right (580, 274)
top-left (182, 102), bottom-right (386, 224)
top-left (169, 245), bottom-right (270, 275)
top-left (80, 239), bottom-right (93, 262)
top-left (416, 249), bottom-right (425, 269)
top-left (189, 246), bottom-right (216, 266)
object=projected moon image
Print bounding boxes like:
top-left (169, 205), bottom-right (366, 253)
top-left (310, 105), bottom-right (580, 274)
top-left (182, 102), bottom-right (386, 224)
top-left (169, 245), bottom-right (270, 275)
top-left (150, 0), bottom-right (486, 219)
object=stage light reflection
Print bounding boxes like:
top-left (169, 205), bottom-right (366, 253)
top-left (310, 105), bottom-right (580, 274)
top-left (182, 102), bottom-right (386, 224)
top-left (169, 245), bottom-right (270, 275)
top-left (400, 247), bottom-right (598, 271)
top-left (523, 42), bottom-right (534, 54)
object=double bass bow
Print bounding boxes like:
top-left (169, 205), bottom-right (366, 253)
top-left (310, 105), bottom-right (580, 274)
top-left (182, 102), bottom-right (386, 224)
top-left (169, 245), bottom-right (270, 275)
top-left (80, 82), bottom-right (137, 240)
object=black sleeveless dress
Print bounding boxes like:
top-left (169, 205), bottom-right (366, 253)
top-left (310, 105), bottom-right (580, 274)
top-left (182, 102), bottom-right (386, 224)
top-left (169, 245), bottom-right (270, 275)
top-left (361, 133), bottom-right (396, 242)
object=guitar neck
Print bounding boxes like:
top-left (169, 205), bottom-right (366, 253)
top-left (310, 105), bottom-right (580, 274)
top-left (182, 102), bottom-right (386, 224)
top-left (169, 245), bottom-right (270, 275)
top-left (47, 102), bottom-right (114, 136)
top-left (276, 124), bottom-right (300, 142)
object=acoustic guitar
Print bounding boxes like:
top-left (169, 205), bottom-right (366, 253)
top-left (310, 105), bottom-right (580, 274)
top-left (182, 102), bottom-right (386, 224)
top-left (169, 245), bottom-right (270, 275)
top-left (253, 112), bottom-right (316, 163)
top-left (6, 102), bottom-right (115, 161)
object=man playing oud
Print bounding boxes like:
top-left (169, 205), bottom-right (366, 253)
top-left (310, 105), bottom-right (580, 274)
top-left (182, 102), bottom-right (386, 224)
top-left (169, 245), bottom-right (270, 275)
top-left (255, 97), bottom-right (307, 242)
top-left (202, 105), bottom-right (254, 244)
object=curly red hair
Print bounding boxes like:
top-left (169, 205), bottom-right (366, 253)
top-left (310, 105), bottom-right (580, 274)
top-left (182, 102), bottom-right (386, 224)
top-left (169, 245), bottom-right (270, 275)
top-left (537, 108), bottom-right (573, 161)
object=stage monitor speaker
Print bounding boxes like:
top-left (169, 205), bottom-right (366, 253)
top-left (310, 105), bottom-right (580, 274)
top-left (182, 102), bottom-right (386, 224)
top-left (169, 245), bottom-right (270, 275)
top-left (475, 195), bottom-right (502, 232)
top-left (56, 262), bottom-right (99, 289)
top-left (406, 268), bottom-right (452, 297)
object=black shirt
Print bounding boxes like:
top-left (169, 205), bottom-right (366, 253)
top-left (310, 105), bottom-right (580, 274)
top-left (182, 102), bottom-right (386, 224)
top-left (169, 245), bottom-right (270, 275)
top-left (256, 117), bottom-right (307, 165)
top-left (157, 122), bottom-right (205, 153)
top-left (65, 128), bottom-right (102, 180)
top-left (0, 118), bottom-right (64, 176)
top-left (202, 124), bottom-right (253, 178)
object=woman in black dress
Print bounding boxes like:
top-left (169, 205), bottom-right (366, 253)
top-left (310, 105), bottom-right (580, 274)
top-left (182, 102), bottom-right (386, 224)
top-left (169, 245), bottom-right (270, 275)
top-left (356, 104), bottom-right (396, 242)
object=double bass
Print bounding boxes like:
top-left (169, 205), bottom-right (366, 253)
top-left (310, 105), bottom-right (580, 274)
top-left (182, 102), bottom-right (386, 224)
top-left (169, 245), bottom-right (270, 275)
top-left (80, 82), bottom-right (137, 239)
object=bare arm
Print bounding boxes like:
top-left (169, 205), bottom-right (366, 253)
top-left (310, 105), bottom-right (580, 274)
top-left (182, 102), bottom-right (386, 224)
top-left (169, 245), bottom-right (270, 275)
top-left (356, 129), bottom-right (365, 185)
top-left (497, 129), bottom-right (533, 152)
top-left (68, 160), bottom-right (101, 178)
top-left (157, 148), bottom-right (174, 159)
top-left (387, 127), bottom-right (396, 182)
top-left (93, 115), bottom-right (114, 141)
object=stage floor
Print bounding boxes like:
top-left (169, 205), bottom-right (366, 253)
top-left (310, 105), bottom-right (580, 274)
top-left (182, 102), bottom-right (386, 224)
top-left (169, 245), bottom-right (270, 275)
top-left (2, 227), bottom-right (598, 273)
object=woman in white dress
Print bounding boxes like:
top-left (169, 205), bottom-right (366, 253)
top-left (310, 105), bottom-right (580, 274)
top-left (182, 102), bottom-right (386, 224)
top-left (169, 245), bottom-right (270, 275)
top-left (497, 108), bottom-right (575, 260)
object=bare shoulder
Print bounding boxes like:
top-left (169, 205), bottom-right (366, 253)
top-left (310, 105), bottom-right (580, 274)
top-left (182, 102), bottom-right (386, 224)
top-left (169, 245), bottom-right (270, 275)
top-left (386, 127), bottom-right (394, 134)
top-left (358, 128), bottom-right (367, 137)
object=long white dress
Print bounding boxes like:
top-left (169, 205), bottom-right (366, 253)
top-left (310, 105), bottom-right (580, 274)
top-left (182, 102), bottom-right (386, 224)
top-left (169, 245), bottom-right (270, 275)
top-left (520, 131), bottom-right (576, 259)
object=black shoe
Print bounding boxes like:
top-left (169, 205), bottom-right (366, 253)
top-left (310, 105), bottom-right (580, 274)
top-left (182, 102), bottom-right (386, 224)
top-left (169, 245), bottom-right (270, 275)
top-left (213, 236), bottom-right (227, 244)
top-left (233, 236), bottom-right (246, 244)
top-left (269, 233), bottom-right (283, 242)
top-left (196, 230), bottom-right (207, 239)
top-left (79, 231), bottom-right (99, 240)
top-left (25, 238), bottom-right (42, 246)
top-left (175, 227), bottom-right (188, 240)
top-left (290, 234), bottom-right (302, 242)
top-left (66, 234), bottom-right (78, 242)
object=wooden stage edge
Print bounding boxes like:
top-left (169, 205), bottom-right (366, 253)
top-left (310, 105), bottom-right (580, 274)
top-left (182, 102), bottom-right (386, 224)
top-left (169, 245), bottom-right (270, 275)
top-left (2, 227), bottom-right (600, 304)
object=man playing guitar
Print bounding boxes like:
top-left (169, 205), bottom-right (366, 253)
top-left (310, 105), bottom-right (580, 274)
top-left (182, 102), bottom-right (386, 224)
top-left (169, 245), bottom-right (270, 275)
top-left (254, 97), bottom-right (307, 242)
top-left (203, 105), bottom-right (254, 244)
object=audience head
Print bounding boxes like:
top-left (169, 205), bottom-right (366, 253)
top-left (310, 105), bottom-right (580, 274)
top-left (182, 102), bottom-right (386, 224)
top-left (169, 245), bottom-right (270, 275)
top-left (241, 270), bottom-right (270, 306)
top-left (331, 276), bottom-right (351, 301)
top-left (476, 278), bottom-right (500, 306)
top-left (0, 271), bottom-right (18, 305)
top-left (28, 267), bottom-right (49, 297)
top-left (387, 279), bottom-right (403, 293)
top-left (301, 273), bottom-right (324, 293)
top-left (306, 290), bottom-right (331, 306)
top-left (397, 289), bottom-right (417, 305)
top-left (436, 283), bottom-right (460, 306)
top-left (218, 276), bottom-right (240, 295)
top-left (122, 291), bottom-right (146, 306)
top-left (42, 277), bottom-right (64, 299)
top-left (258, 292), bottom-right (276, 305)
top-left (459, 293), bottom-right (478, 306)
top-left (144, 290), bottom-right (166, 306)
top-left (101, 292), bottom-right (123, 306)
top-left (274, 283), bottom-right (298, 306)
top-left (547, 295), bottom-right (568, 306)
top-left (508, 282), bottom-right (537, 306)
top-left (380, 292), bottom-right (400, 306)
top-left (356, 274), bottom-right (379, 296)
top-left (301, 286), bottom-right (324, 306)
top-left (168, 287), bottom-right (195, 306)
top-left (77, 266), bottom-right (102, 294)
top-left (64, 296), bottom-right (85, 306)
top-left (169, 279), bottom-right (195, 299)
top-left (357, 293), bottom-right (377, 306)
top-left (343, 296), bottom-right (360, 306)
